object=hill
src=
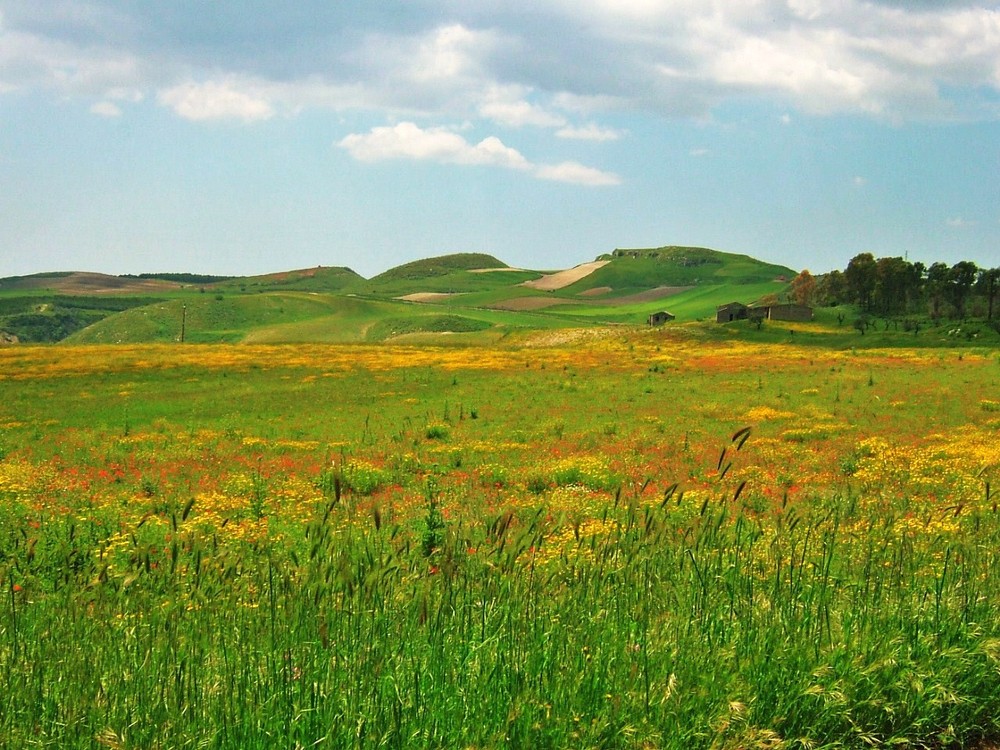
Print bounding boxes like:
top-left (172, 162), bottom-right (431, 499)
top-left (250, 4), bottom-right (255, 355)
top-left (214, 266), bottom-right (365, 294)
top-left (0, 272), bottom-right (183, 295)
top-left (353, 253), bottom-right (540, 297)
top-left (2, 247), bottom-right (799, 344)
top-left (582, 246), bottom-right (794, 294)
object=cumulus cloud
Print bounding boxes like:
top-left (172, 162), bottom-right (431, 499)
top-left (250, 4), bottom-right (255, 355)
top-left (90, 100), bottom-right (121, 117)
top-left (338, 121), bottom-right (620, 186)
top-left (535, 161), bottom-right (622, 186)
top-left (556, 123), bottom-right (624, 141)
top-left (158, 80), bottom-right (275, 122)
top-left (338, 122), bottom-right (530, 169)
top-left (3, 1), bottom-right (1000, 126)
top-left (479, 96), bottom-right (566, 128)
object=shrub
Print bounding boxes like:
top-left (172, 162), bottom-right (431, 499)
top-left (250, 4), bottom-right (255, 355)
top-left (425, 423), bottom-right (450, 440)
top-left (342, 459), bottom-right (391, 496)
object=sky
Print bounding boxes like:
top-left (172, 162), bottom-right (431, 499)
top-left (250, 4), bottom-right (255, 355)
top-left (1, 1), bottom-right (998, 279)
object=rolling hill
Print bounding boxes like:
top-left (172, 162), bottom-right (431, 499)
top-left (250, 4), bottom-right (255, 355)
top-left (2, 246), bottom-right (797, 343)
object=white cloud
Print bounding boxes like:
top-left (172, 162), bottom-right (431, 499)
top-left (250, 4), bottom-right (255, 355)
top-left (3, 1), bottom-right (1000, 127)
top-left (90, 101), bottom-right (121, 117)
top-left (690, 148), bottom-right (710, 157)
top-left (409, 24), bottom-right (492, 84)
top-left (338, 121), bottom-right (620, 186)
top-left (0, 21), bottom-right (144, 98)
top-left (479, 91), bottom-right (566, 128)
top-left (158, 80), bottom-right (275, 122)
top-left (535, 161), bottom-right (622, 186)
top-left (551, 92), bottom-right (626, 114)
top-left (946, 216), bottom-right (976, 228)
top-left (556, 123), bottom-right (624, 141)
top-left (338, 122), bottom-right (530, 169)
top-left (853, 175), bottom-right (867, 187)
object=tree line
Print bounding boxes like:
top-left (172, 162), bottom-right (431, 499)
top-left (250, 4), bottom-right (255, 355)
top-left (792, 254), bottom-right (999, 322)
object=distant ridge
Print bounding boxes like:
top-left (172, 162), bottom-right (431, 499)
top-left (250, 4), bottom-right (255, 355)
top-left (1, 245), bottom-right (799, 343)
top-left (0, 272), bottom-right (183, 294)
top-left (370, 253), bottom-right (507, 282)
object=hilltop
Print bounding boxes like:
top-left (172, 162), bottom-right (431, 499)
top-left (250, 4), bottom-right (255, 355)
top-left (1, 246), bottom-right (796, 344)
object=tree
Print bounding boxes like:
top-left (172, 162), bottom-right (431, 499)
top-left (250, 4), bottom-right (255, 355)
top-left (873, 256), bottom-right (913, 316)
top-left (947, 261), bottom-right (978, 319)
top-left (789, 269), bottom-right (816, 306)
top-left (815, 270), bottom-right (848, 306)
top-left (925, 262), bottom-right (950, 320)
top-left (845, 253), bottom-right (877, 312)
top-left (977, 267), bottom-right (1000, 320)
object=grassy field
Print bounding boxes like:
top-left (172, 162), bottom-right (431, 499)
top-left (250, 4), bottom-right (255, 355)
top-left (2, 329), bottom-right (1000, 748)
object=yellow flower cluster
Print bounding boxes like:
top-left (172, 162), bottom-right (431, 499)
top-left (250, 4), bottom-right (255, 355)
top-left (743, 406), bottom-right (797, 422)
top-left (0, 459), bottom-right (39, 500)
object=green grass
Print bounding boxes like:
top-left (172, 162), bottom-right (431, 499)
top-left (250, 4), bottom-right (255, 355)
top-left (369, 252), bottom-right (508, 281)
top-left (552, 282), bottom-right (791, 323)
top-left (214, 266), bottom-right (365, 294)
top-left (2, 337), bottom-right (1000, 747)
top-left (578, 246), bottom-right (795, 295)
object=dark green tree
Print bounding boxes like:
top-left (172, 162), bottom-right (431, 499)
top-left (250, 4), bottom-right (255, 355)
top-left (977, 267), bottom-right (1000, 320)
top-left (947, 261), bottom-right (978, 319)
top-left (925, 262), bottom-right (950, 320)
top-left (845, 252), bottom-right (877, 312)
top-left (873, 256), bottom-right (914, 316)
top-left (815, 269), bottom-right (848, 306)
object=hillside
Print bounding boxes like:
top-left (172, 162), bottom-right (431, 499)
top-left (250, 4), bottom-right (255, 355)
top-left (0, 272), bottom-right (183, 295)
top-left (214, 266), bottom-right (364, 294)
top-left (2, 247), bottom-right (798, 343)
top-left (583, 246), bottom-right (794, 293)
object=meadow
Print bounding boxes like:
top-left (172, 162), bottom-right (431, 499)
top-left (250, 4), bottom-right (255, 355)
top-left (1, 328), bottom-right (999, 748)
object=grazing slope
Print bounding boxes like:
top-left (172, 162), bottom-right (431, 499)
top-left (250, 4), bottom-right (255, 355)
top-left (580, 246), bottom-right (794, 294)
top-left (2, 247), bottom-right (799, 342)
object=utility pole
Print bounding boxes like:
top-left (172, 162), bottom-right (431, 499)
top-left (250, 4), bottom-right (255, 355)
top-left (181, 304), bottom-right (186, 343)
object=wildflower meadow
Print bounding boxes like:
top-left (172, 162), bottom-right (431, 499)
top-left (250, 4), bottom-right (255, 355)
top-left (1, 331), bottom-right (999, 748)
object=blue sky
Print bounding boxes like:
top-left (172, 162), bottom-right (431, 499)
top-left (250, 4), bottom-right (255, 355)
top-left (1, 1), bottom-right (998, 279)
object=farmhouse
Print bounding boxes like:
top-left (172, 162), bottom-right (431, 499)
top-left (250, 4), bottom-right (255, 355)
top-left (647, 311), bottom-right (675, 326)
top-left (716, 302), bottom-right (748, 323)
top-left (748, 303), bottom-right (813, 322)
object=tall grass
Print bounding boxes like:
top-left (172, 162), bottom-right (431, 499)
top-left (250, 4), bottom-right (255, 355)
top-left (3, 432), bottom-right (1000, 748)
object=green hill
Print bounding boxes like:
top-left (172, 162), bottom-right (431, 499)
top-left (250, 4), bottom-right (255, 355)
top-left (355, 253), bottom-right (537, 297)
top-left (371, 253), bottom-right (507, 281)
top-left (576, 246), bottom-right (794, 295)
top-left (66, 293), bottom-right (345, 344)
top-left (214, 266), bottom-right (364, 294)
top-left (3, 245), bottom-right (804, 343)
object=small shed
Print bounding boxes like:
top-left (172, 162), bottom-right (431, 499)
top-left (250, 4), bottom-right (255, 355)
top-left (716, 302), bottom-right (748, 323)
top-left (647, 311), bottom-right (675, 326)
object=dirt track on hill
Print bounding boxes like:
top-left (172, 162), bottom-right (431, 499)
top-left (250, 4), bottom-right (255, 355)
top-left (489, 297), bottom-right (578, 311)
top-left (397, 292), bottom-right (466, 302)
top-left (521, 261), bottom-right (609, 291)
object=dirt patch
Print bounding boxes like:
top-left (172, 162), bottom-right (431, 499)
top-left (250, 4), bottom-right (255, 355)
top-left (520, 327), bottom-right (623, 347)
top-left (521, 261), bottom-right (609, 291)
top-left (611, 286), bottom-right (692, 304)
top-left (489, 297), bottom-right (579, 311)
top-left (11, 272), bottom-right (182, 295)
top-left (397, 292), bottom-right (467, 303)
top-left (578, 286), bottom-right (613, 297)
